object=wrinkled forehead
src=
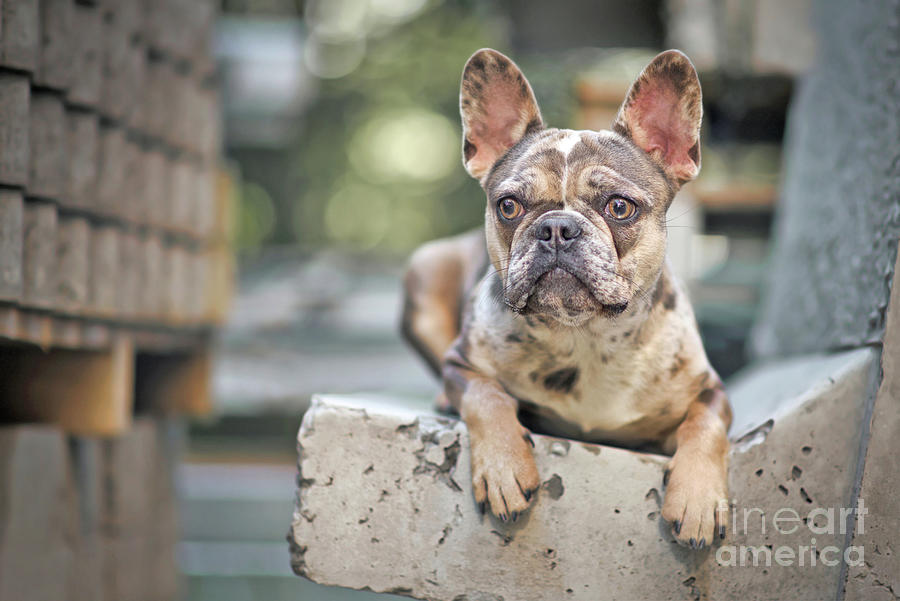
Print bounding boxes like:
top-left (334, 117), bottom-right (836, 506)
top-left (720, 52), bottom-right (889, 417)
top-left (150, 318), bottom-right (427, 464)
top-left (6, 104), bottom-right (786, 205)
top-left (485, 129), bottom-right (672, 205)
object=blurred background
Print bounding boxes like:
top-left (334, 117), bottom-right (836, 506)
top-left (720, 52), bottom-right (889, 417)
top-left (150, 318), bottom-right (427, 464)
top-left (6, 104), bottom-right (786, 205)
top-left (190, 0), bottom-right (810, 599)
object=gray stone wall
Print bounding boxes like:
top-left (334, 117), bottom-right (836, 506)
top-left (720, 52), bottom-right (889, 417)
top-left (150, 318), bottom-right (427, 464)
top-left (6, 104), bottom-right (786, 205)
top-left (751, 0), bottom-right (900, 357)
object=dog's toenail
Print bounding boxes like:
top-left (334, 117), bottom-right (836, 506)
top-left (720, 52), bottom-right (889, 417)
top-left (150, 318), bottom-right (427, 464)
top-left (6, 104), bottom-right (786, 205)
top-left (673, 521), bottom-right (681, 534)
top-left (719, 525), bottom-right (726, 539)
top-left (524, 490), bottom-right (532, 501)
top-left (511, 511), bottom-right (518, 522)
top-left (689, 537), bottom-right (696, 549)
top-left (698, 538), bottom-right (705, 549)
top-left (663, 470), bottom-right (670, 486)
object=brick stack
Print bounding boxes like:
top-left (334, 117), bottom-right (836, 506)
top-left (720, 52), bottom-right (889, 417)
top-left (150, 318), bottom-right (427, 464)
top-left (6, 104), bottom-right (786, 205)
top-left (0, 0), bottom-right (229, 347)
top-left (0, 2), bottom-right (227, 598)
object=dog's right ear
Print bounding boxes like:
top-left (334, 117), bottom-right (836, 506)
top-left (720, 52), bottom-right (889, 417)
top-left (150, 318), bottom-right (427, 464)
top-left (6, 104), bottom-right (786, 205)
top-left (460, 49), bottom-right (543, 184)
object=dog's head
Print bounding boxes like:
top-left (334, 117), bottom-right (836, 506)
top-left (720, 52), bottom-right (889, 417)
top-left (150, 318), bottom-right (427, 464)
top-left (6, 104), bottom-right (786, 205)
top-left (460, 49), bottom-right (702, 325)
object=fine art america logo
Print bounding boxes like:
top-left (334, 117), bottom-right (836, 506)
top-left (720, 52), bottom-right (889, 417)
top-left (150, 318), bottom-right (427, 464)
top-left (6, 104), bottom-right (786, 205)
top-left (714, 499), bottom-right (867, 567)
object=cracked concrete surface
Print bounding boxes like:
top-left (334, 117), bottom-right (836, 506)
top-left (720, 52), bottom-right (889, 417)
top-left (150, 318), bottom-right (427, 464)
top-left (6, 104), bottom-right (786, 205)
top-left (289, 348), bottom-right (880, 600)
top-left (843, 250), bottom-right (900, 601)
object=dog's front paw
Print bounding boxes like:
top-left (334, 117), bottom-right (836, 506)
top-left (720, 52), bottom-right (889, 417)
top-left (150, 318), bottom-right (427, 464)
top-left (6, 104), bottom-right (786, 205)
top-left (661, 451), bottom-right (729, 549)
top-left (469, 424), bottom-right (540, 522)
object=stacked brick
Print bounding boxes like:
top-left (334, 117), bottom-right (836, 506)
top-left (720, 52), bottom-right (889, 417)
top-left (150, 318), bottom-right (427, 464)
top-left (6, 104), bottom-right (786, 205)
top-left (0, 419), bottom-right (181, 601)
top-left (0, 4), bottom-right (225, 595)
top-left (0, 0), bottom-right (228, 341)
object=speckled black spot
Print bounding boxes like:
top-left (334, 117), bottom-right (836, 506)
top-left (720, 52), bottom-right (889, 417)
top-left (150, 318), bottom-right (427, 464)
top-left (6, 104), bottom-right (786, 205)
top-left (543, 367), bottom-right (579, 393)
top-left (697, 388), bottom-right (716, 404)
top-left (506, 333), bottom-right (522, 343)
top-left (464, 139), bottom-right (476, 161)
top-left (663, 292), bottom-right (677, 311)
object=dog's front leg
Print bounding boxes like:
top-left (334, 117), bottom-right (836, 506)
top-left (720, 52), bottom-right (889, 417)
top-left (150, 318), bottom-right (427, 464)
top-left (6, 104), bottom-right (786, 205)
top-left (443, 361), bottom-right (540, 522)
top-left (661, 382), bottom-right (732, 548)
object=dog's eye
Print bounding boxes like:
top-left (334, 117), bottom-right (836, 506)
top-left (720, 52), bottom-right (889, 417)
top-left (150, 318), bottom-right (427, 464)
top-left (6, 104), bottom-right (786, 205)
top-left (605, 197), bottom-right (636, 220)
top-left (498, 197), bottom-right (524, 220)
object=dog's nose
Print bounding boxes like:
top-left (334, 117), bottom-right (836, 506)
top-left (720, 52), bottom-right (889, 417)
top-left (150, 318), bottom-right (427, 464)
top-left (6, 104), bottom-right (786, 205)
top-left (537, 216), bottom-right (582, 250)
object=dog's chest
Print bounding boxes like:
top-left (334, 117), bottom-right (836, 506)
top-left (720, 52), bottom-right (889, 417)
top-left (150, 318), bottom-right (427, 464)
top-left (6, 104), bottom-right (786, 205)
top-left (479, 313), bottom-right (656, 435)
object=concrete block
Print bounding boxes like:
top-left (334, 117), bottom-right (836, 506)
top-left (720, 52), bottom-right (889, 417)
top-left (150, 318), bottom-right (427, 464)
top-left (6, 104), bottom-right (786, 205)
top-left (177, 80), bottom-right (199, 154)
top-left (0, 74), bottom-right (29, 187)
top-left (139, 233), bottom-right (165, 319)
top-left (22, 200), bottom-right (57, 308)
top-left (211, 168), bottom-right (233, 243)
top-left (99, 0), bottom-right (144, 123)
top-left (166, 70), bottom-right (190, 151)
top-left (290, 348), bottom-right (877, 601)
top-left (162, 244), bottom-right (189, 322)
top-left (99, 0), bottom-right (142, 34)
top-left (36, 0), bottom-right (74, 90)
top-left (140, 0), bottom-right (168, 55)
top-left (65, 109), bottom-right (99, 210)
top-left (96, 125), bottom-right (127, 217)
top-left (128, 145), bottom-right (150, 224)
top-left (101, 419), bottom-right (158, 538)
top-left (195, 164), bottom-right (215, 238)
top-left (117, 230), bottom-right (140, 318)
top-left (197, 87), bottom-right (221, 162)
top-left (100, 418), bottom-right (181, 601)
top-left (0, 0), bottom-right (39, 72)
top-left (120, 136), bottom-right (142, 222)
top-left (171, 159), bottom-right (195, 231)
top-left (56, 214), bottom-right (90, 312)
top-left (143, 0), bottom-right (214, 64)
top-left (28, 91), bottom-right (67, 200)
top-left (67, 437), bottom-right (105, 601)
top-left (183, 251), bottom-right (207, 323)
top-left (141, 58), bottom-right (171, 141)
top-left (125, 44), bottom-right (151, 132)
top-left (89, 224), bottom-right (119, 316)
top-left (0, 190), bottom-right (23, 302)
top-left (0, 425), bottom-right (75, 601)
top-left (68, 4), bottom-right (104, 108)
top-left (144, 150), bottom-right (169, 227)
top-left (178, 0), bottom-right (216, 65)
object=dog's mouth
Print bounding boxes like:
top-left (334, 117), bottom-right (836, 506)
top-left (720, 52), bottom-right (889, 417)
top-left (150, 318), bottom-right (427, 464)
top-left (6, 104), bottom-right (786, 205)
top-left (534, 266), bottom-right (586, 293)
top-left (506, 264), bottom-right (628, 319)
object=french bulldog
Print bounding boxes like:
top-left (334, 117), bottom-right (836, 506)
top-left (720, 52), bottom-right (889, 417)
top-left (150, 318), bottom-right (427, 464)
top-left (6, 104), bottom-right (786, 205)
top-left (401, 48), bottom-right (731, 549)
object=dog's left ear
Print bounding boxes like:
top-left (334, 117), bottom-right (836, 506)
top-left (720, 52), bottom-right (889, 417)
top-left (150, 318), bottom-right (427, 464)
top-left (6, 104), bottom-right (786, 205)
top-left (613, 50), bottom-right (702, 185)
top-left (460, 49), bottom-right (543, 184)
